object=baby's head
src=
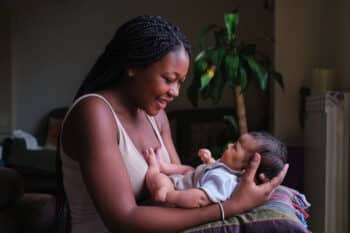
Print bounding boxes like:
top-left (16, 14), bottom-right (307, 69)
top-left (220, 131), bottom-right (287, 180)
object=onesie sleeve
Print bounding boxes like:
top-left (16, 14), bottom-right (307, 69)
top-left (198, 167), bottom-right (239, 203)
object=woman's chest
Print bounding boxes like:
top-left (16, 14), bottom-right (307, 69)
top-left (122, 119), bottom-right (162, 155)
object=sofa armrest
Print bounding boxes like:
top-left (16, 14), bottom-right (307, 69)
top-left (3, 138), bottom-right (56, 176)
top-left (0, 167), bottom-right (23, 209)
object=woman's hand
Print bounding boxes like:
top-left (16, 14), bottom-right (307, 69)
top-left (225, 153), bottom-right (289, 216)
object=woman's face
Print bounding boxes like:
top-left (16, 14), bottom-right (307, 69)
top-left (130, 46), bottom-right (190, 115)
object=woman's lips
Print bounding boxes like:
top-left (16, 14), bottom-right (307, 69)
top-left (157, 99), bottom-right (168, 109)
top-left (156, 98), bottom-right (171, 109)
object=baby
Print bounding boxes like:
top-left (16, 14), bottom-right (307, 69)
top-left (145, 131), bottom-right (287, 208)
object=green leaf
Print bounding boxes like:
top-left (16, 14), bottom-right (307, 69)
top-left (194, 56), bottom-right (208, 73)
top-left (225, 53), bottom-right (239, 87)
top-left (270, 71), bottom-right (284, 90)
top-left (216, 47), bottom-right (226, 67)
top-left (224, 12), bottom-right (239, 41)
top-left (214, 28), bottom-right (226, 48)
top-left (239, 66), bottom-right (248, 90)
top-left (240, 71), bottom-right (248, 91)
top-left (200, 73), bottom-right (214, 90)
top-left (209, 70), bottom-right (225, 103)
top-left (224, 115), bottom-right (239, 133)
top-left (243, 55), bottom-right (268, 90)
top-left (196, 48), bottom-right (220, 66)
top-left (199, 24), bottom-right (220, 50)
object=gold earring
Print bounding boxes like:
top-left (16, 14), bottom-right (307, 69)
top-left (128, 70), bottom-right (134, 77)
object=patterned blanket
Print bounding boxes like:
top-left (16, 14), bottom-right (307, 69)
top-left (182, 185), bottom-right (311, 233)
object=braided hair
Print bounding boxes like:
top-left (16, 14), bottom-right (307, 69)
top-left (74, 15), bottom-right (191, 99)
top-left (249, 131), bottom-right (288, 181)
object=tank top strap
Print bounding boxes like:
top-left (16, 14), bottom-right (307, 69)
top-left (145, 115), bottom-right (163, 146)
top-left (145, 114), bottom-right (170, 163)
top-left (62, 93), bottom-right (121, 128)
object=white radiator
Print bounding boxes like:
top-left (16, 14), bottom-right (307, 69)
top-left (304, 91), bottom-right (349, 233)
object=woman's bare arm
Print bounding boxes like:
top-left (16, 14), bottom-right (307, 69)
top-left (63, 99), bottom-right (288, 233)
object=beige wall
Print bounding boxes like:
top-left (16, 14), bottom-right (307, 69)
top-left (9, 0), bottom-right (272, 135)
top-left (0, 6), bottom-right (12, 135)
top-left (12, 0), bottom-right (350, 145)
top-left (273, 1), bottom-right (317, 145)
top-left (273, 0), bottom-right (350, 145)
top-left (333, 0), bottom-right (350, 91)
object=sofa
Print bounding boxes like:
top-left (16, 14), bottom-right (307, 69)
top-left (0, 135), bottom-right (59, 233)
top-left (0, 167), bottom-right (56, 233)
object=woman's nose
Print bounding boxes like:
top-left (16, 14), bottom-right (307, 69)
top-left (168, 84), bottom-right (179, 97)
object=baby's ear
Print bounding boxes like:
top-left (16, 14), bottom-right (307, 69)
top-left (259, 173), bottom-right (270, 182)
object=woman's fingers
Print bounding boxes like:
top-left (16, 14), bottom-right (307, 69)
top-left (268, 163), bottom-right (289, 188)
top-left (259, 163), bottom-right (289, 198)
top-left (241, 153), bottom-right (261, 182)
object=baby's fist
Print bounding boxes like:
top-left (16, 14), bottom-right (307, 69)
top-left (198, 148), bottom-right (212, 164)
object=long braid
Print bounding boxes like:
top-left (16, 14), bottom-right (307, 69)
top-left (74, 15), bottom-right (191, 99)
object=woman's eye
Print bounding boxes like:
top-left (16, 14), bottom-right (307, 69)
top-left (163, 76), bottom-right (175, 84)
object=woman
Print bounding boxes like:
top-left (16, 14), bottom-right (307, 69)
top-left (58, 15), bottom-right (288, 233)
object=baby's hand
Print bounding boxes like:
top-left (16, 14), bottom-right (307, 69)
top-left (198, 148), bottom-right (214, 164)
top-left (144, 148), bottom-right (157, 165)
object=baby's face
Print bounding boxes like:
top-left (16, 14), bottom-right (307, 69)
top-left (220, 134), bottom-right (258, 171)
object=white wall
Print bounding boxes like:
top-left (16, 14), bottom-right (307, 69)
top-left (9, 0), bottom-right (273, 135)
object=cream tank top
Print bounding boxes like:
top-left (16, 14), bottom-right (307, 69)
top-left (60, 94), bottom-right (171, 233)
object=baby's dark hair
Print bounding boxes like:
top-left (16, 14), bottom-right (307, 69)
top-left (249, 131), bottom-right (287, 181)
top-left (74, 15), bottom-right (191, 99)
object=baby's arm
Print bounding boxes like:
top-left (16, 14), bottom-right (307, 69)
top-left (166, 188), bottom-right (212, 208)
top-left (198, 148), bottom-right (216, 164)
top-left (148, 148), bottom-right (194, 175)
top-left (160, 162), bottom-right (194, 175)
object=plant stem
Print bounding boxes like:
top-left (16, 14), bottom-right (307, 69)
top-left (234, 85), bottom-right (248, 134)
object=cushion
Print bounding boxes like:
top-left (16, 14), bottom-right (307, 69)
top-left (15, 193), bottom-right (56, 233)
top-left (181, 186), bottom-right (311, 233)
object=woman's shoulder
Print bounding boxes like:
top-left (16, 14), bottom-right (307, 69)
top-left (70, 94), bottom-right (116, 118)
top-left (61, 94), bottom-right (119, 160)
top-left (63, 94), bottom-right (119, 138)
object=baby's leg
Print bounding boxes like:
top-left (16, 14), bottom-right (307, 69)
top-left (166, 188), bottom-right (211, 208)
top-left (145, 149), bottom-right (175, 202)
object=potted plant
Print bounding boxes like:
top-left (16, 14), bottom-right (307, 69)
top-left (187, 11), bottom-right (284, 135)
